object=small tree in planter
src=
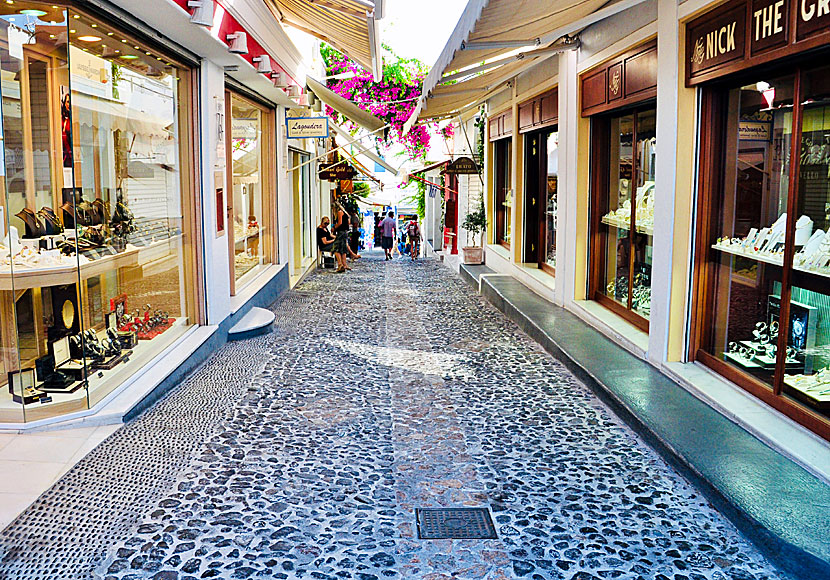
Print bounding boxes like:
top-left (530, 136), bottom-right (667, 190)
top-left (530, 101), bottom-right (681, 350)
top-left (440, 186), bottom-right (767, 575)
top-left (461, 201), bottom-right (487, 264)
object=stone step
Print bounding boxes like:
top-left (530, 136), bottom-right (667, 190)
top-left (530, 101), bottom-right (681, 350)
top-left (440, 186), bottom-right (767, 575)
top-left (228, 307), bottom-right (275, 341)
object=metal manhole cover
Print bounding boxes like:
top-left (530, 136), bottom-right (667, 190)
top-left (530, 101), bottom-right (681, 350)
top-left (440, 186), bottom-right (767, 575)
top-left (415, 508), bottom-right (498, 539)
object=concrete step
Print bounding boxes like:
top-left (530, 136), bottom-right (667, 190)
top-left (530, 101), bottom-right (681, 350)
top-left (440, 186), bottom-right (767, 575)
top-left (228, 307), bottom-right (275, 341)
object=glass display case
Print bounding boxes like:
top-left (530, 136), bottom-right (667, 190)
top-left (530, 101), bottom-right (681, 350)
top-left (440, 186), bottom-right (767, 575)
top-left (698, 65), bottom-right (830, 427)
top-left (591, 106), bottom-right (656, 330)
top-left (0, 2), bottom-right (198, 423)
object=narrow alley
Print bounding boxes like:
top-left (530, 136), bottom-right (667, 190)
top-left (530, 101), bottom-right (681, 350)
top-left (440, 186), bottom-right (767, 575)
top-left (0, 254), bottom-right (782, 580)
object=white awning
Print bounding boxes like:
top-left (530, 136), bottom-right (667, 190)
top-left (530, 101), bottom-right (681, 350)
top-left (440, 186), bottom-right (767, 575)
top-left (307, 76), bottom-right (387, 134)
top-left (265, 0), bottom-right (382, 80)
top-left (404, 0), bottom-right (649, 133)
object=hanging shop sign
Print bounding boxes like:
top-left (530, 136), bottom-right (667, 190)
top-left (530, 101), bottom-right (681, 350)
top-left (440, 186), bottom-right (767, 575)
top-left (443, 156), bottom-right (480, 175)
top-left (319, 162), bottom-right (357, 181)
top-left (686, 0), bottom-right (830, 85)
top-left (286, 116), bottom-right (329, 139)
top-left (580, 40), bottom-right (657, 116)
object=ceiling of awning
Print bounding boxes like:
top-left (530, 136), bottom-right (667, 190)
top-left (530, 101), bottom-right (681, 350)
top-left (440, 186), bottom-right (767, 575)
top-left (405, 0), bottom-right (644, 133)
top-left (264, 0), bottom-right (380, 78)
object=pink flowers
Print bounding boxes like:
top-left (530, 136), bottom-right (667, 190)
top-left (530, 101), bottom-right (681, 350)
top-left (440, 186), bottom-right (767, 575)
top-left (323, 49), bottom-right (439, 161)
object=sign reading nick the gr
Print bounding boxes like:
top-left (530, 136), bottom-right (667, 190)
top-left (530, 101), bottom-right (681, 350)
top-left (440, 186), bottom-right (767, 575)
top-left (686, 0), bottom-right (830, 84)
top-left (286, 117), bottom-right (329, 139)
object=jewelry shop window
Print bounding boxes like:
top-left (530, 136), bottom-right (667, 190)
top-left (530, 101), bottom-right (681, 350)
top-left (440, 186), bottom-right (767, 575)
top-left (493, 138), bottom-right (511, 246)
top-left (696, 65), bottom-right (830, 437)
top-left (0, 2), bottom-right (198, 422)
top-left (227, 91), bottom-right (273, 292)
top-left (590, 106), bottom-right (656, 331)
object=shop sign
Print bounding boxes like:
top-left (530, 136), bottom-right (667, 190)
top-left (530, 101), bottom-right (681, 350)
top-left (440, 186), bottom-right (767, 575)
top-left (443, 156), bottom-right (480, 175)
top-left (739, 120), bottom-right (772, 141)
top-left (286, 116), bottom-right (329, 139)
top-left (232, 118), bottom-right (258, 140)
top-left (319, 162), bottom-right (357, 181)
top-left (796, 0), bottom-right (830, 40)
top-left (688, 0), bottom-right (830, 83)
top-left (688, 3), bottom-right (746, 77)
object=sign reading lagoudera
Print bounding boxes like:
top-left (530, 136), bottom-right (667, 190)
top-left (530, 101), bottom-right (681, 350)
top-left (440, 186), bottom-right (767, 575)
top-left (686, 0), bottom-right (830, 84)
top-left (286, 116), bottom-right (329, 139)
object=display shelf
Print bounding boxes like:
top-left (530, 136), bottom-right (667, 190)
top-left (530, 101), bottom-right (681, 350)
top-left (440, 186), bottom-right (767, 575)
top-left (784, 377), bottom-right (830, 410)
top-left (601, 214), bottom-right (654, 236)
top-left (0, 318), bottom-right (191, 423)
top-left (0, 235), bottom-right (182, 290)
top-left (713, 243), bottom-right (830, 280)
top-left (234, 227), bottom-right (263, 247)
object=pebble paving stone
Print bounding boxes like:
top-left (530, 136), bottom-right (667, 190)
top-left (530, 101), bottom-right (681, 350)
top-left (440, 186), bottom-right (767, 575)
top-left (0, 252), bottom-right (786, 580)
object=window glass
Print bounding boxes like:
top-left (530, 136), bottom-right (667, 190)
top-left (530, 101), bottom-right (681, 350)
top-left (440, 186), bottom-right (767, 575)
top-left (0, 3), bottom-right (197, 421)
top-left (706, 75), bottom-right (795, 387)
top-left (545, 131), bottom-right (558, 270)
top-left (230, 93), bottom-right (267, 284)
top-left (784, 66), bottom-right (830, 416)
top-left (601, 113), bottom-right (634, 308)
top-left (494, 139), bottom-right (511, 245)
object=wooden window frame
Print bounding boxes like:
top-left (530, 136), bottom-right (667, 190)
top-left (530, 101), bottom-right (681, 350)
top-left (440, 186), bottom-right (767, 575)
top-left (691, 66), bottom-right (830, 441)
top-left (492, 138), bottom-right (511, 248)
top-left (588, 104), bottom-right (655, 333)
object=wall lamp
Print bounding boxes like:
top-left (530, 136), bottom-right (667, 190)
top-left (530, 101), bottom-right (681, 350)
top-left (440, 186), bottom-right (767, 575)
top-left (226, 32), bottom-right (248, 54)
top-left (253, 55), bottom-right (272, 74)
top-left (187, 0), bottom-right (214, 27)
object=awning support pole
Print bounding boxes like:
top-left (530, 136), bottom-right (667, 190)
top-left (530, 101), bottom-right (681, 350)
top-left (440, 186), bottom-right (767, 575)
top-left (286, 123), bottom-right (390, 173)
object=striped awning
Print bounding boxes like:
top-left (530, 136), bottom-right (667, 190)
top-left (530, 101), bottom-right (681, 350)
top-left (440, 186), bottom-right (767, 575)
top-left (265, 0), bottom-right (382, 80)
top-left (404, 0), bottom-right (647, 133)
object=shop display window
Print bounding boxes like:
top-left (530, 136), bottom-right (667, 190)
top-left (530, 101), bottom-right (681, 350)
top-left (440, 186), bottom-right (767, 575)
top-left (697, 64), bottom-right (830, 434)
top-left (290, 149), bottom-right (312, 266)
top-left (493, 138), bottom-right (511, 246)
top-left (590, 106), bottom-right (656, 330)
top-left (228, 92), bottom-right (272, 289)
top-left (0, 2), bottom-right (198, 422)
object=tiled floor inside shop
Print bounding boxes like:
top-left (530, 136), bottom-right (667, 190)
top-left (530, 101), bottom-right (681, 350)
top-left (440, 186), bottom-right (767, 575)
top-left (0, 252), bottom-right (787, 579)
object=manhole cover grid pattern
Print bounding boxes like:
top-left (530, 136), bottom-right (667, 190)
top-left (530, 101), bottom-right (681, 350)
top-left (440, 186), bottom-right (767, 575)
top-left (416, 508), bottom-right (498, 539)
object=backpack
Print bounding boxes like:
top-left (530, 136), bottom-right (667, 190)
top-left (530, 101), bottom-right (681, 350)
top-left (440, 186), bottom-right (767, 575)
top-left (407, 222), bottom-right (418, 237)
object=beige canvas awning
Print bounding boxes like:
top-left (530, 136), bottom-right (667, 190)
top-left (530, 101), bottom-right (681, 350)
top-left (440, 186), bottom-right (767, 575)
top-left (404, 0), bottom-right (648, 133)
top-left (307, 76), bottom-right (387, 134)
top-left (265, 0), bottom-right (382, 80)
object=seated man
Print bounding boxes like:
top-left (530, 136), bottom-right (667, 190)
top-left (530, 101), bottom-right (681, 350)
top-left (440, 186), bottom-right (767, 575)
top-left (317, 217), bottom-right (336, 252)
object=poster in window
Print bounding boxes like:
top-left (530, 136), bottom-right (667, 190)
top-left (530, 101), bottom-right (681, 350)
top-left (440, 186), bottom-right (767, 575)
top-left (215, 170), bottom-right (225, 237)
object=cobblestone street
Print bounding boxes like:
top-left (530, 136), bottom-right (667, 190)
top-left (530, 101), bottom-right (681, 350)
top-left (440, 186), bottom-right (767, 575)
top-left (0, 253), bottom-right (785, 580)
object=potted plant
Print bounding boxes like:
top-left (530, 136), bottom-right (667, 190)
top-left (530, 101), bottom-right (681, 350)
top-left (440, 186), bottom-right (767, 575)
top-left (461, 201), bottom-right (487, 264)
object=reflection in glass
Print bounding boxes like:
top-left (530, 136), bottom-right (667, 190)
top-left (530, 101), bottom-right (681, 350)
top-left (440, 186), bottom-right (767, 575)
top-left (230, 93), bottom-right (266, 283)
top-left (545, 131), bottom-right (558, 269)
top-left (706, 75), bottom-right (794, 387)
top-left (0, 2), bottom-right (196, 422)
top-left (494, 139), bottom-right (511, 245)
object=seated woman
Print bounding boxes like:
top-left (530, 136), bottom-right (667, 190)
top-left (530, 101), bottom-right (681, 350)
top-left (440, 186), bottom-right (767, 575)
top-left (317, 217), bottom-right (336, 252)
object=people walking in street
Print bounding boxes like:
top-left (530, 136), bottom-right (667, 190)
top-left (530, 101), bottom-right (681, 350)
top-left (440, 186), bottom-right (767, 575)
top-left (406, 217), bottom-right (421, 260)
top-left (379, 211), bottom-right (396, 260)
top-left (348, 211), bottom-right (362, 260)
top-left (333, 206), bottom-right (352, 273)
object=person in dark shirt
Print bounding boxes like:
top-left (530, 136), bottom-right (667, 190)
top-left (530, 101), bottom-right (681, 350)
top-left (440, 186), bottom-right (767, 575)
top-left (333, 207), bottom-right (351, 272)
top-left (317, 217), bottom-right (335, 252)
